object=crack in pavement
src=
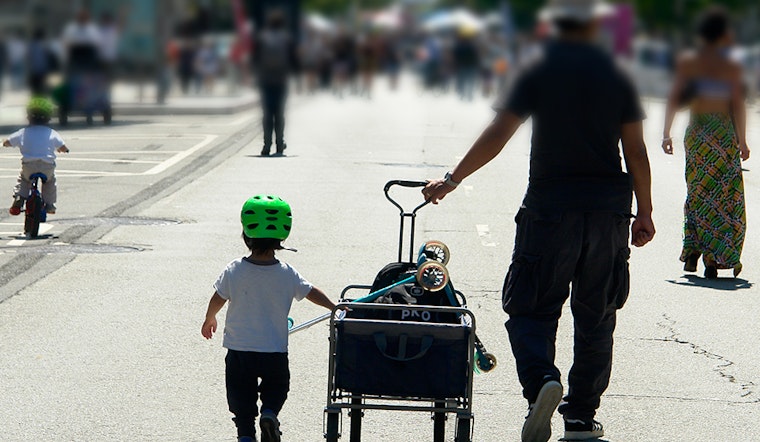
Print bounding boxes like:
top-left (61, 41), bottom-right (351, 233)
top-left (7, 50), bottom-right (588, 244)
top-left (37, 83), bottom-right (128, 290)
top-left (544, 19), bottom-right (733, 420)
top-left (655, 313), bottom-right (758, 404)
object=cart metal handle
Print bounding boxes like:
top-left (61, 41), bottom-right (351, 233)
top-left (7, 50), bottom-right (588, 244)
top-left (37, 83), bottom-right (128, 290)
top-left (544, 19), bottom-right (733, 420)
top-left (383, 180), bottom-right (429, 215)
top-left (384, 180), bottom-right (430, 262)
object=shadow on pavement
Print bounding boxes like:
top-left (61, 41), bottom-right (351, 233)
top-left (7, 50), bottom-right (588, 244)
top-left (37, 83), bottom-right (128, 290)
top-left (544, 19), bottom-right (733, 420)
top-left (666, 275), bottom-right (753, 291)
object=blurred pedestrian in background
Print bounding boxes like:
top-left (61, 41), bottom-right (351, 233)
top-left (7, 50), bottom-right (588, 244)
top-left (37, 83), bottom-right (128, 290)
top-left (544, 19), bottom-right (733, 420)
top-left (195, 37), bottom-right (220, 93)
top-left (62, 9), bottom-right (101, 73)
top-left (254, 9), bottom-right (297, 156)
top-left (6, 30), bottom-right (26, 90)
top-left (661, 6), bottom-right (750, 279)
top-left (452, 27), bottom-right (480, 101)
top-left (0, 32), bottom-right (7, 101)
top-left (331, 31), bottom-right (357, 97)
top-left (178, 38), bottom-right (199, 95)
top-left (26, 29), bottom-right (55, 96)
top-left (97, 11), bottom-right (121, 79)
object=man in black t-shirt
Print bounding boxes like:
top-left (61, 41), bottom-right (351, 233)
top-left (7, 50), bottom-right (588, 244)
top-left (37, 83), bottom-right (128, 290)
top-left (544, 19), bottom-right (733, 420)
top-left (422, 1), bottom-right (655, 441)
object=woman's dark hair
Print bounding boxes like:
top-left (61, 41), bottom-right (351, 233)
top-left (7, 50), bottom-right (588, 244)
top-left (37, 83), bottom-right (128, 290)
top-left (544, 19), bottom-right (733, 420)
top-left (697, 6), bottom-right (730, 44)
top-left (243, 233), bottom-right (283, 254)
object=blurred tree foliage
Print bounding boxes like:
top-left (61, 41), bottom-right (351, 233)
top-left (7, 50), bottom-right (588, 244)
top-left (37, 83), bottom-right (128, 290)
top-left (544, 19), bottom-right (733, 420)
top-left (436, 0), bottom-right (754, 31)
top-left (303, 0), bottom-right (392, 14)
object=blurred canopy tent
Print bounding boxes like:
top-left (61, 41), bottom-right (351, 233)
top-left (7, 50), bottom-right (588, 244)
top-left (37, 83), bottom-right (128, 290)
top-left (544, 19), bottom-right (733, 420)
top-left (370, 6), bottom-right (404, 30)
top-left (422, 8), bottom-right (485, 32)
top-left (305, 12), bottom-right (335, 32)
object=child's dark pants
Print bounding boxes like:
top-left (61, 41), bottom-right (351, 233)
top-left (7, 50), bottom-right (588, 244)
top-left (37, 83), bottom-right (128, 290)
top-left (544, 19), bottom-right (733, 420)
top-left (502, 208), bottom-right (631, 421)
top-left (226, 350), bottom-right (290, 437)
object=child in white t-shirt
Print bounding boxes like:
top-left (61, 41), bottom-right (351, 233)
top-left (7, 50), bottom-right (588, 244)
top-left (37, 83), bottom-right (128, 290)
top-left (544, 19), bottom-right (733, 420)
top-left (3, 98), bottom-right (69, 215)
top-left (202, 195), bottom-right (335, 442)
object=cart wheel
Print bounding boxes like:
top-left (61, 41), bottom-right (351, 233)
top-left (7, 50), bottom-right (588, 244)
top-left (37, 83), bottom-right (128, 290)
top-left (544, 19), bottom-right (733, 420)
top-left (325, 411), bottom-right (340, 442)
top-left (423, 240), bottom-right (450, 265)
top-left (455, 415), bottom-right (472, 442)
top-left (86, 114), bottom-right (94, 125)
top-left (103, 107), bottom-right (112, 125)
top-left (476, 352), bottom-right (498, 372)
top-left (433, 404), bottom-right (446, 442)
top-left (416, 261), bottom-right (449, 292)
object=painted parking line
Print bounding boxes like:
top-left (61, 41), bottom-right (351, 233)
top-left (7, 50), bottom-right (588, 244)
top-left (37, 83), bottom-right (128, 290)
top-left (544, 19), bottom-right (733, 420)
top-left (0, 134), bottom-right (218, 179)
top-left (4, 223), bottom-right (54, 246)
top-left (476, 224), bottom-right (496, 247)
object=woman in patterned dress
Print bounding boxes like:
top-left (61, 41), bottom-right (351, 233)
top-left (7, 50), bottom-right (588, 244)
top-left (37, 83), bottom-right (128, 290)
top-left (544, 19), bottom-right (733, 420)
top-left (662, 6), bottom-right (751, 279)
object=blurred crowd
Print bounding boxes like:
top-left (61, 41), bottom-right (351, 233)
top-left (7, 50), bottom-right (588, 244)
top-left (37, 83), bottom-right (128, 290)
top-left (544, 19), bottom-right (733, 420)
top-left (0, 9), bottom-right (119, 100)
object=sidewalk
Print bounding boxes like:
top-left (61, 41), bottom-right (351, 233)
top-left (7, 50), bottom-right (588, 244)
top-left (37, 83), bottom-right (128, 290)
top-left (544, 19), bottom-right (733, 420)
top-left (0, 80), bottom-right (257, 121)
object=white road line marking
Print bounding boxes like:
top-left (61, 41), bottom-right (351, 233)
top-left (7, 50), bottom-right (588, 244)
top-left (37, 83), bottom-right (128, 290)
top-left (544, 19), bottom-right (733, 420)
top-left (6, 223), bottom-right (53, 246)
top-left (0, 134), bottom-right (217, 178)
top-left (141, 134), bottom-right (217, 175)
top-left (476, 224), bottom-right (496, 247)
top-left (57, 158), bottom-right (163, 165)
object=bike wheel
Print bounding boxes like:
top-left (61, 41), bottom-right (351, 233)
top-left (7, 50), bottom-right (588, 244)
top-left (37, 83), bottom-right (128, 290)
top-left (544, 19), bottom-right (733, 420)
top-left (24, 194), bottom-right (42, 238)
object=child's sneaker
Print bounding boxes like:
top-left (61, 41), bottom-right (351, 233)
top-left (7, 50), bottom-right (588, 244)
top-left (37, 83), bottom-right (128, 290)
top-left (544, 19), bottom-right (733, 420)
top-left (44, 203), bottom-right (56, 214)
top-left (522, 379), bottom-right (563, 442)
top-left (259, 411), bottom-right (281, 442)
top-left (8, 197), bottom-right (23, 216)
top-left (563, 418), bottom-right (604, 440)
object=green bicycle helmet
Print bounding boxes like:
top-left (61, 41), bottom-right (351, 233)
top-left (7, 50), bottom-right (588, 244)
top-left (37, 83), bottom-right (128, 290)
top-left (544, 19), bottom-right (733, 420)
top-left (241, 195), bottom-right (292, 240)
top-left (27, 97), bottom-right (54, 122)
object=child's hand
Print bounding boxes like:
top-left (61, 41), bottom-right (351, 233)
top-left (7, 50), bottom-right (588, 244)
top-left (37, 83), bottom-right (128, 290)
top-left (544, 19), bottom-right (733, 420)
top-left (57, 146), bottom-right (69, 154)
top-left (2, 140), bottom-right (10, 147)
top-left (201, 317), bottom-right (217, 339)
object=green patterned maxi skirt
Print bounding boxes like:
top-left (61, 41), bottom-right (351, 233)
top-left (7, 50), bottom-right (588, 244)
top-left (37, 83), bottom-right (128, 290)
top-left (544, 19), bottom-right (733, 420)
top-left (681, 113), bottom-right (746, 269)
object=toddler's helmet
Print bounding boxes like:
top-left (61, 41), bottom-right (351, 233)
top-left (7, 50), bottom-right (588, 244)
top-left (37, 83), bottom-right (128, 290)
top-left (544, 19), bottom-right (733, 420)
top-left (241, 195), bottom-right (292, 240)
top-left (27, 97), bottom-right (54, 121)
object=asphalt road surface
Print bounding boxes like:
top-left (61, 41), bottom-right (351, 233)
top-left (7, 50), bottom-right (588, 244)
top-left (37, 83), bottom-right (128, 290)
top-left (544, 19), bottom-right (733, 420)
top-left (0, 78), bottom-right (758, 441)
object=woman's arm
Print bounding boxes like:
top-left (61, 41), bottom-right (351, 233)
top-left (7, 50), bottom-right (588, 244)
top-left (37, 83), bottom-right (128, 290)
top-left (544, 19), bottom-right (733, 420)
top-left (731, 62), bottom-right (750, 161)
top-left (662, 56), bottom-right (689, 155)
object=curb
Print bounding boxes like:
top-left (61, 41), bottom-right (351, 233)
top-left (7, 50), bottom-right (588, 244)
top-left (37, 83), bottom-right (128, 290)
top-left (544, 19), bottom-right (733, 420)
top-left (113, 96), bottom-right (258, 116)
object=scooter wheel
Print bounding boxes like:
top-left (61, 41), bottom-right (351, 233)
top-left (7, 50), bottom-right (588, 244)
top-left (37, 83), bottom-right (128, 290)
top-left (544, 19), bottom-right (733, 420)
top-left (476, 352), bottom-right (498, 372)
top-left (416, 261), bottom-right (449, 292)
top-left (423, 240), bottom-right (450, 265)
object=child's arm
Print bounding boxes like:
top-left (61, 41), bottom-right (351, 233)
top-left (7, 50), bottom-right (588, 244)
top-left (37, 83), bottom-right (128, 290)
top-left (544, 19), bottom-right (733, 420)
top-left (201, 292), bottom-right (227, 339)
top-left (57, 144), bottom-right (69, 153)
top-left (306, 287), bottom-right (336, 311)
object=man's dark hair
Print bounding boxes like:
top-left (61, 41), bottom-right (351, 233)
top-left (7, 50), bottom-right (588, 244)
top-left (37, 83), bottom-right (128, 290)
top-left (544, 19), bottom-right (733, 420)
top-left (243, 233), bottom-right (283, 254)
top-left (697, 6), bottom-right (730, 44)
top-left (266, 9), bottom-right (286, 29)
top-left (553, 18), bottom-right (593, 35)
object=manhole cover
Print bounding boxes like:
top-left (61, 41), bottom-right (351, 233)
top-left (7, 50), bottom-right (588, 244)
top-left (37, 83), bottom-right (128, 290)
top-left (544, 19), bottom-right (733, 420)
top-left (53, 217), bottom-right (181, 226)
top-left (0, 243), bottom-right (144, 254)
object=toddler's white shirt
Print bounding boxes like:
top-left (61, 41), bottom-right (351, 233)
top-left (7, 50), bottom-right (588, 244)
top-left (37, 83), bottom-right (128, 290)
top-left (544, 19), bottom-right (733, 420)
top-left (7, 126), bottom-right (65, 164)
top-left (215, 258), bottom-right (312, 353)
